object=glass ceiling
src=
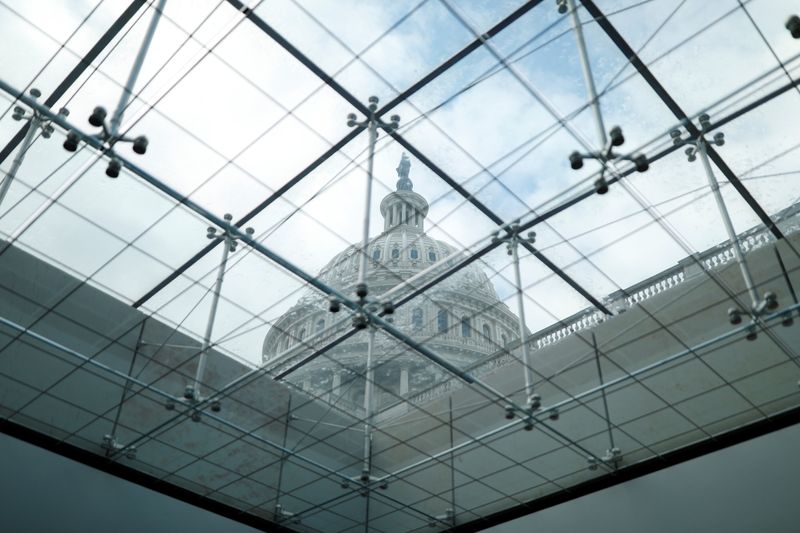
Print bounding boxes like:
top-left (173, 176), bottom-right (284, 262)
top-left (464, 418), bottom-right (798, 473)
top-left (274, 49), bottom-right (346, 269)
top-left (1, 0), bottom-right (799, 531)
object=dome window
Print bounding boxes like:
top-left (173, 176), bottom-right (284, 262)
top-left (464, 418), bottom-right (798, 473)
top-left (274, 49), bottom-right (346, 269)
top-left (316, 318), bottom-right (325, 333)
top-left (428, 251), bottom-right (436, 261)
top-left (372, 249), bottom-right (381, 261)
top-left (461, 316), bottom-right (471, 338)
top-left (437, 310), bottom-right (448, 333)
top-left (412, 308), bottom-right (423, 331)
top-left (410, 247), bottom-right (419, 260)
top-left (501, 333), bottom-right (508, 346)
top-left (298, 328), bottom-right (306, 341)
top-left (391, 248), bottom-right (400, 259)
top-left (482, 324), bottom-right (492, 341)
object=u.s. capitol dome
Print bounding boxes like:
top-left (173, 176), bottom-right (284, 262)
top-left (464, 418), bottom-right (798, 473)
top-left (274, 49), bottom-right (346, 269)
top-left (262, 154), bottom-right (520, 411)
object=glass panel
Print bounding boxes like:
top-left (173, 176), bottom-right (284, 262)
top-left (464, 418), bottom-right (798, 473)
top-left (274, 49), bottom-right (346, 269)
top-left (2, 2), bottom-right (800, 531)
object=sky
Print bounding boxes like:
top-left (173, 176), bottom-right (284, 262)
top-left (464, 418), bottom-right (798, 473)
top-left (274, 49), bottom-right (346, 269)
top-left (0, 0), bottom-right (799, 367)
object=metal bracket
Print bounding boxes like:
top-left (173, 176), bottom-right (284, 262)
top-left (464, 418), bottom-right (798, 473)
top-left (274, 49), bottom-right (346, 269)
top-left (428, 508), bottom-right (455, 528)
top-left (101, 434), bottom-right (137, 459)
top-left (0, 88), bottom-right (68, 209)
top-left (274, 503), bottom-right (300, 524)
top-left (588, 447), bottom-right (621, 470)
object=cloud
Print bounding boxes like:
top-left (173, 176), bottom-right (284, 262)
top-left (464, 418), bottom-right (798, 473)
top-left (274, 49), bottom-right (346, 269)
top-left (1, 0), bottom-right (799, 366)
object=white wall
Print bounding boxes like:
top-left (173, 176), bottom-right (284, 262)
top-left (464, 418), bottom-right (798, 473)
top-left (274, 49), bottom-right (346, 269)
top-left (484, 422), bottom-right (800, 533)
top-left (0, 432), bottom-right (260, 533)
top-left (3, 422), bottom-right (800, 532)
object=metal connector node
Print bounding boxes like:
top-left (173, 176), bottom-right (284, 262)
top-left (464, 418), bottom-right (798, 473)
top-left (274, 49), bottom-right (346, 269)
top-left (633, 154), bottom-right (649, 172)
top-left (355, 282), bottom-right (368, 299)
top-left (275, 504), bottom-right (300, 524)
top-left (786, 14), bottom-right (800, 39)
top-left (609, 125), bottom-right (624, 147)
top-left (428, 509), bottom-right (455, 527)
top-left (366, 95), bottom-right (380, 113)
top-left (132, 135), bottom-right (148, 154)
top-left (594, 176), bottom-right (609, 195)
top-left (63, 131), bottom-right (80, 152)
top-left (603, 447), bottom-right (622, 467)
top-left (764, 291), bottom-right (778, 311)
top-left (352, 313), bottom-right (368, 330)
top-left (89, 106), bottom-right (107, 128)
top-left (101, 434), bottom-right (136, 459)
top-left (569, 150), bottom-right (584, 170)
top-left (184, 385), bottom-right (197, 401)
top-left (105, 158), bottom-right (122, 178)
top-left (728, 307), bottom-right (743, 325)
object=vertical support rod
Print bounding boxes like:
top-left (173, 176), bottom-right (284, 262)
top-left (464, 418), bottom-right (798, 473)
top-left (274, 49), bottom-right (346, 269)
top-left (697, 139), bottom-right (759, 307)
top-left (448, 396), bottom-right (456, 521)
top-left (363, 483), bottom-right (371, 533)
top-left (567, 0), bottom-right (607, 147)
top-left (109, 0), bottom-right (166, 137)
top-left (357, 118), bottom-right (378, 293)
top-left (193, 235), bottom-right (231, 397)
top-left (361, 327), bottom-right (375, 480)
top-left (0, 115), bottom-right (39, 210)
top-left (511, 237), bottom-right (534, 402)
top-left (106, 318), bottom-right (147, 456)
top-left (592, 332), bottom-right (615, 452)
top-left (274, 395), bottom-right (292, 512)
